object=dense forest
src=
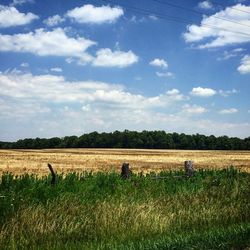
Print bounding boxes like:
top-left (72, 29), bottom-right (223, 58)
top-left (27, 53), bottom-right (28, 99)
top-left (0, 130), bottom-right (250, 150)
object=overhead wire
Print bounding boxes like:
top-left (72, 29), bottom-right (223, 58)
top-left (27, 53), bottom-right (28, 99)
top-left (152, 0), bottom-right (250, 29)
top-left (209, 0), bottom-right (250, 14)
top-left (101, 0), bottom-right (250, 37)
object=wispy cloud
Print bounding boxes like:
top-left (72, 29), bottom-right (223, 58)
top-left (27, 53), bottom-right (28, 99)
top-left (50, 67), bottom-right (62, 72)
top-left (217, 48), bottom-right (245, 61)
top-left (20, 62), bottom-right (29, 68)
top-left (156, 71), bottom-right (173, 78)
top-left (11, 0), bottom-right (34, 6)
top-left (218, 89), bottom-right (238, 97)
top-left (43, 14), bottom-right (65, 26)
top-left (219, 108), bottom-right (238, 114)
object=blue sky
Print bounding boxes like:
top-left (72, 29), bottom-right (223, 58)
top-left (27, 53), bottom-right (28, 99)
top-left (0, 0), bottom-right (249, 141)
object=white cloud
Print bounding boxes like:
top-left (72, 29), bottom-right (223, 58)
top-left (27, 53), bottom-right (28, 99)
top-left (219, 108), bottom-right (238, 114)
top-left (0, 72), bottom-right (185, 108)
top-left (43, 14), bottom-right (64, 26)
top-left (166, 89), bottom-right (179, 95)
top-left (237, 55), bottom-right (250, 74)
top-left (65, 57), bottom-right (74, 64)
top-left (184, 4), bottom-right (250, 48)
top-left (11, 0), bottom-right (34, 5)
top-left (198, 1), bottom-right (213, 9)
top-left (11, 0), bottom-right (34, 6)
top-left (0, 99), bottom-right (50, 118)
top-left (165, 88), bottom-right (186, 101)
top-left (0, 72), bottom-right (248, 139)
top-left (1, 71), bottom-right (248, 139)
top-left (0, 28), bottom-right (96, 58)
top-left (81, 104), bottom-right (91, 112)
top-left (67, 4), bottom-right (123, 24)
top-left (156, 71), bottom-right (173, 78)
top-left (50, 67), bottom-right (62, 72)
top-left (218, 89), bottom-right (238, 97)
top-left (217, 48), bottom-right (245, 61)
top-left (0, 5), bottom-right (38, 28)
top-left (20, 62), bottom-right (29, 67)
top-left (182, 104), bottom-right (207, 114)
top-left (92, 48), bottom-right (138, 68)
top-left (190, 87), bottom-right (216, 97)
top-left (0, 28), bottom-right (139, 68)
top-left (3, 96), bottom-right (248, 140)
top-left (149, 58), bottom-right (168, 68)
top-left (149, 15), bottom-right (158, 20)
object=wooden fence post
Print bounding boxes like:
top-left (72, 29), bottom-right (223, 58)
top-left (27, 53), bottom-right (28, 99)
top-left (184, 161), bottom-right (194, 177)
top-left (121, 162), bottom-right (132, 179)
top-left (47, 163), bottom-right (56, 185)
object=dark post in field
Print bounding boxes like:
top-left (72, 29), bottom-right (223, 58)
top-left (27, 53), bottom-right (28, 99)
top-left (121, 162), bottom-right (132, 179)
top-left (47, 163), bottom-right (56, 185)
top-left (184, 161), bottom-right (194, 177)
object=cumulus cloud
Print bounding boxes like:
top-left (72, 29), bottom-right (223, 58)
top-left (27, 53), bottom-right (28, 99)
top-left (198, 1), bottom-right (213, 9)
top-left (0, 28), bottom-right (140, 68)
top-left (149, 58), bottom-right (168, 68)
top-left (43, 14), bottom-right (65, 26)
top-left (219, 108), bottom-right (238, 114)
top-left (0, 72), bottom-right (248, 139)
top-left (183, 4), bottom-right (250, 48)
top-left (182, 104), bottom-right (207, 114)
top-left (237, 55), bottom-right (250, 74)
top-left (0, 28), bottom-right (96, 58)
top-left (92, 48), bottom-right (138, 68)
top-left (190, 87), bottom-right (216, 97)
top-left (0, 5), bottom-right (38, 28)
top-left (67, 4), bottom-right (124, 24)
top-left (0, 72), bottom-right (186, 108)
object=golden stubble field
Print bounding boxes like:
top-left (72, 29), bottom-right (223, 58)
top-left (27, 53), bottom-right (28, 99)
top-left (0, 149), bottom-right (250, 175)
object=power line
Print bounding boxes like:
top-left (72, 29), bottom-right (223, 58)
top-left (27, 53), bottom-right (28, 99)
top-left (152, 0), bottom-right (250, 29)
top-left (101, 0), bottom-right (250, 37)
top-left (209, 0), bottom-right (250, 14)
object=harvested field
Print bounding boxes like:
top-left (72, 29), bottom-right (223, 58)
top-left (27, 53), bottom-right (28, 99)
top-left (0, 149), bottom-right (249, 175)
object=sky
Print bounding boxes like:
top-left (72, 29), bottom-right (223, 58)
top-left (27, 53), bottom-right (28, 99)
top-left (0, 0), bottom-right (250, 141)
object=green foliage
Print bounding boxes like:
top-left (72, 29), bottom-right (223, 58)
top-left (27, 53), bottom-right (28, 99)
top-left (1, 130), bottom-right (250, 149)
top-left (0, 168), bottom-right (249, 249)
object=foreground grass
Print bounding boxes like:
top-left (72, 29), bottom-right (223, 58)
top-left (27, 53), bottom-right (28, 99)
top-left (0, 167), bottom-right (249, 249)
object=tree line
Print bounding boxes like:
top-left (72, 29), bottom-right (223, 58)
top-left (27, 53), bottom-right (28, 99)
top-left (1, 130), bottom-right (250, 150)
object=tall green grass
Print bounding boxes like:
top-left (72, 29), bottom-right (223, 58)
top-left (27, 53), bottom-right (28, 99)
top-left (0, 167), bottom-right (249, 249)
